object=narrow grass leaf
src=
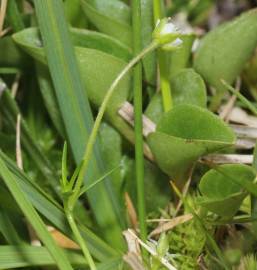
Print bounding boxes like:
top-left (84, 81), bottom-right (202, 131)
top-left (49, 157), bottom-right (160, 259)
top-left (0, 246), bottom-right (85, 268)
top-left (0, 85), bottom-right (60, 196)
top-left (0, 150), bottom-right (118, 261)
top-left (221, 79), bottom-right (257, 116)
top-left (36, 62), bottom-right (66, 136)
top-left (6, 0), bottom-right (25, 32)
top-left (0, 155), bottom-right (74, 270)
top-left (33, 0), bottom-right (124, 248)
top-left (0, 245), bottom-right (122, 269)
top-left (0, 209), bottom-right (23, 244)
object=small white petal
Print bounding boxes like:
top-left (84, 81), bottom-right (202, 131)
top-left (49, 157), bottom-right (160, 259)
top-left (160, 22), bottom-right (177, 35)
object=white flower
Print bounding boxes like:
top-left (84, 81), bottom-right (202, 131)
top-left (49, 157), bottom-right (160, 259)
top-left (160, 21), bottom-right (178, 36)
top-left (152, 17), bottom-right (183, 51)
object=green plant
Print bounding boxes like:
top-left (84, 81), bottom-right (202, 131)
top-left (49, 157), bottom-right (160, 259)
top-left (1, 1), bottom-right (257, 270)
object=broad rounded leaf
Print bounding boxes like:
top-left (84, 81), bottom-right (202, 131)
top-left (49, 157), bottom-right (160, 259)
top-left (147, 104), bottom-right (235, 183)
top-left (81, 0), bottom-right (132, 46)
top-left (194, 9), bottom-right (257, 95)
top-left (13, 27), bottom-right (135, 150)
top-left (197, 193), bottom-right (247, 217)
top-left (145, 68), bottom-right (207, 123)
top-left (13, 27), bottom-right (132, 61)
top-left (13, 27), bottom-right (131, 123)
top-left (198, 164), bottom-right (256, 216)
top-left (170, 68), bottom-right (207, 108)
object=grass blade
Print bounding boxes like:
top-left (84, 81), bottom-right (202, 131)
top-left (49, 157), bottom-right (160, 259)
top-left (0, 150), bottom-right (118, 261)
top-left (0, 82), bottom-right (60, 196)
top-left (6, 0), bottom-right (25, 32)
top-left (36, 62), bottom-right (66, 136)
top-left (221, 79), bottom-right (257, 116)
top-left (0, 245), bottom-right (122, 270)
top-left (33, 0), bottom-right (124, 248)
top-left (0, 155), bottom-right (74, 270)
top-left (0, 208), bottom-right (23, 244)
top-left (0, 246), bottom-right (86, 268)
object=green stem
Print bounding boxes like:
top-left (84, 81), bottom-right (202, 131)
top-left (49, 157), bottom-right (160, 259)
top-left (153, 0), bottom-right (173, 112)
top-left (159, 52), bottom-right (173, 111)
top-left (64, 204), bottom-right (96, 270)
top-left (153, 0), bottom-right (162, 23)
top-left (69, 41), bottom-right (159, 209)
top-left (132, 0), bottom-right (147, 242)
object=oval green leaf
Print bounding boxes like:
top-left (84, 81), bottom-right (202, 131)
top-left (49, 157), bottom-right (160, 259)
top-left (147, 104), bottom-right (235, 184)
top-left (81, 0), bottom-right (132, 46)
top-left (194, 9), bottom-right (257, 97)
top-left (13, 27), bottom-right (131, 122)
top-left (13, 27), bottom-right (135, 152)
top-left (145, 68), bottom-right (207, 123)
top-left (198, 164), bottom-right (256, 217)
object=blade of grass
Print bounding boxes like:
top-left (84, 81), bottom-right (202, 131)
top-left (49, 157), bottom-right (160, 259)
top-left (79, 165), bottom-right (121, 197)
top-left (0, 83), bottom-right (60, 197)
top-left (221, 79), bottom-right (257, 116)
top-left (33, 0), bottom-right (125, 248)
top-left (0, 155), bottom-right (74, 270)
top-left (6, 0), bottom-right (25, 32)
top-left (132, 0), bottom-right (147, 242)
top-left (0, 150), bottom-right (118, 261)
top-left (0, 245), bottom-right (86, 268)
top-left (0, 245), bottom-right (122, 270)
top-left (251, 142), bottom-right (257, 217)
top-left (0, 0), bottom-right (7, 35)
top-left (67, 41), bottom-right (159, 216)
top-left (0, 208), bottom-right (23, 244)
top-left (36, 63), bottom-right (66, 136)
top-left (6, 0), bottom-right (65, 144)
